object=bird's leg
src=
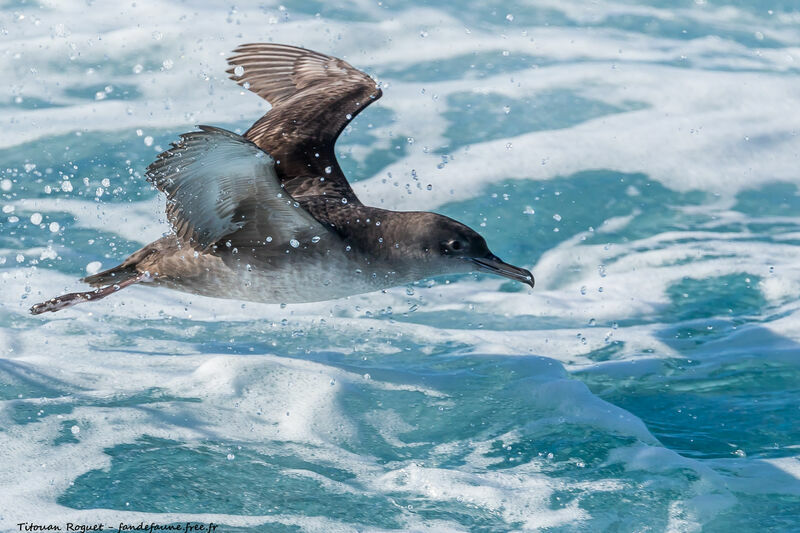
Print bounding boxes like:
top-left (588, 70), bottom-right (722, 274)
top-left (30, 273), bottom-right (147, 315)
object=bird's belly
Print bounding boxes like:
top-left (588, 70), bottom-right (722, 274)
top-left (156, 249), bottom-right (413, 304)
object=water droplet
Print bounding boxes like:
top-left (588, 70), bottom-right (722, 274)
top-left (144, 136), bottom-right (153, 147)
top-left (341, 198), bottom-right (348, 204)
top-left (234, 65), bottom-right (244, 77)
top-left (406, 287), bottom-right (415, 296)
top-left (580, 286), bottom-right (587, 296)
top-left (506, 13), bottom-right (514, 21)
top-left (30, 213), bottom-right (42, 225)
top-left (227, 453), bottom-right (235, 461)
top-left (552, 213), bottom-right (562, 222)
top-left (86, 261), bottom-right (102, 274)
top-left (132, 64), bottom-right (143, 74)
top-left (324, 166), bottom-right (332, 174)
top-left (49, 222), bottom-right (60, 233)
top-left (70, 425), bottom-right (80, 435)
top-left (311, 236), bottom-right (321, 243)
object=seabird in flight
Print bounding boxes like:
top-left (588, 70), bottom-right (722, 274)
top-left (31, 43), bottom-right (533, 315)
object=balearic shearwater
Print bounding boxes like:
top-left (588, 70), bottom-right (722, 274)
top-left (30, 43), bottom-right (533, 314)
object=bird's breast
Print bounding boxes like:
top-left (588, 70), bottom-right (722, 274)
top-left (153, 243), bottom-right (421, 304)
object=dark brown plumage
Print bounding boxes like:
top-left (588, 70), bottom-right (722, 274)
top-left (30, 43), bottom-right (533, 315)
top-left (227, 43), bottom-right (382, 207)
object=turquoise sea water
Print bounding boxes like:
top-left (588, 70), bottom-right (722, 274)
top-left (2, 0), bottom-right (800, 531)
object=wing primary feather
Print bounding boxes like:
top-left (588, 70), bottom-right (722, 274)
top-left (146, 126), bottom-right (326, 249)
top-left (225, 43), bottom-right (382, 207)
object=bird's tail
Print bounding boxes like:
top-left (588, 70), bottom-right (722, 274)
top-left (30, 269), bottom-right (147, 315)
top-left (30, 244), bottom-right (160, 315)
top-left (81, 263), bottom-right (141, 287)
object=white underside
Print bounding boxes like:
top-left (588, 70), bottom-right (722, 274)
top-left (156, 248), bottom-right (437, 304)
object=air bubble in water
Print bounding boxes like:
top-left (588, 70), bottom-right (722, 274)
top-left (290, 239), bottom-right (300, 248)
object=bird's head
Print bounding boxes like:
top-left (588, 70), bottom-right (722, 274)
top-left (395, 212), bottom-right (534, 288)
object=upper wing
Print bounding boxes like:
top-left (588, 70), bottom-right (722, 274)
top-left (146, 126), bottom-right (326, 249)
top-left (226, 43), bottom-right (382, 205)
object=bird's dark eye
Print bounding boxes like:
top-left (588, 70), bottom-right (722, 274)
top-left (440, 239), bottom-right (466, 255)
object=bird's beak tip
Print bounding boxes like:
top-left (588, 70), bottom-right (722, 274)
top-left (471, 254), bottom-right (535, 289)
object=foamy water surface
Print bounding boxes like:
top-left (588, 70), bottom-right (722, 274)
top-left (1, 0), bottom-right (800, 531)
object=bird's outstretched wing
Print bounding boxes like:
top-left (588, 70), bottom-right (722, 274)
top-left (226, 43), bottom-right (382, 206)
top-left (146, 126), bottom-right (326, 249)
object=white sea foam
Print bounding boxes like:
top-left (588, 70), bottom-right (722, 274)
top-left (2, 0), bottom-right (800, 530)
